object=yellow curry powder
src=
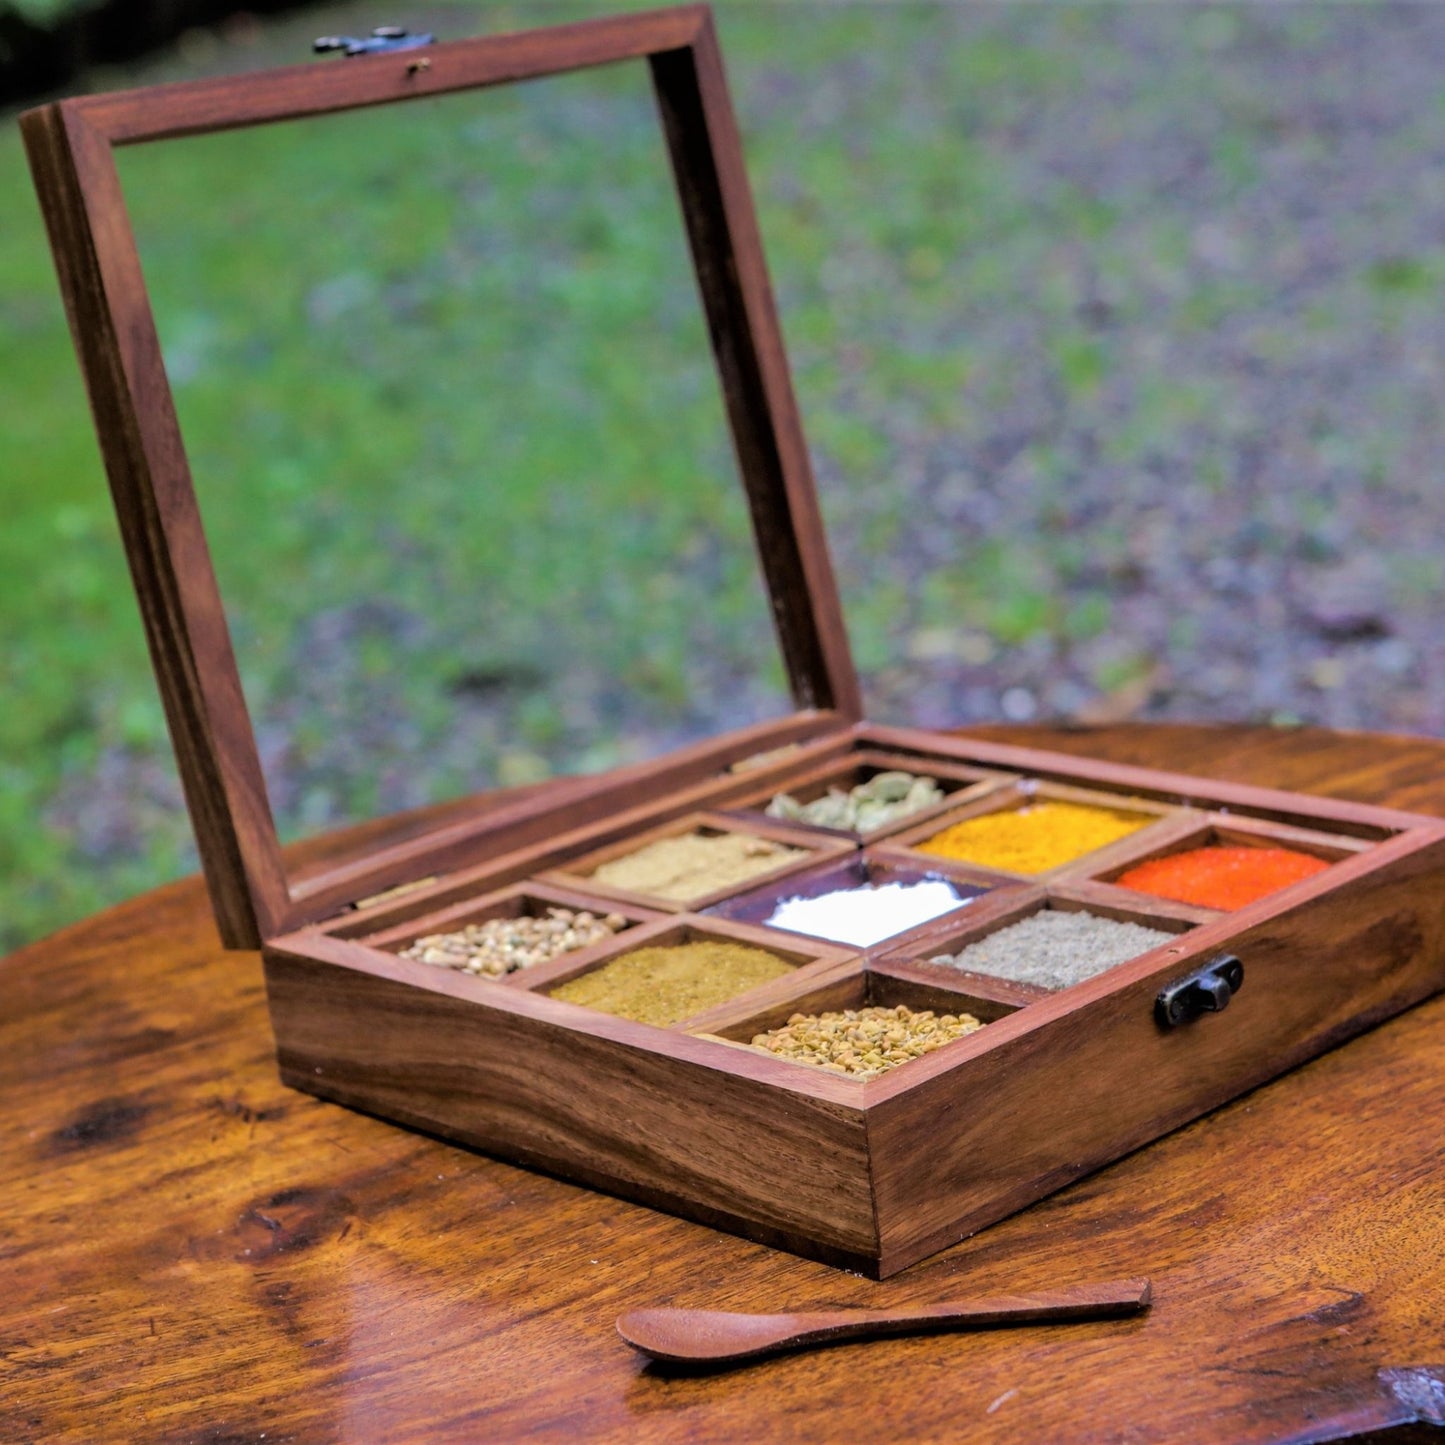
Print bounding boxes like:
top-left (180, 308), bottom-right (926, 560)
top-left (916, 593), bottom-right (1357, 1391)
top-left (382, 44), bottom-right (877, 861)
top-left (915, 800), bottom-right (1149, 874)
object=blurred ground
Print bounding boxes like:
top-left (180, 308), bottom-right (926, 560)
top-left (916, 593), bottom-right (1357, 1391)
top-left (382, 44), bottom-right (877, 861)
top-left (4, 1), bottom-right (1445, 950)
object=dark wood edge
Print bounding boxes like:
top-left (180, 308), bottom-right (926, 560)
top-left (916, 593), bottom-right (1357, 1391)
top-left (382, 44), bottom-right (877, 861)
top-left (859, 722), bottom-right (1435, 834)
top-left (651, 16), bottom-right (862, 720)
top-left (29, 6), bottom-right (713, 143)
top-left (21, 101), bottom-right (289, 950)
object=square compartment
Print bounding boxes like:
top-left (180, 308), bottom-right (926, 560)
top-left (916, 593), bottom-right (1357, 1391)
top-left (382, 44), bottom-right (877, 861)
top-left (878, 889), bottom-right (1198, 995)
top-left (1093, 815), bottom-right (1371, 911)
top-left (355, 881), bottom-right (665, 984)
top-left (701, 853), bottom-right (1006, 950)
top-left (695, 967), bottom-right (1017, 1082)
top-left (533, 915), bottom-right (854, 1030)
top-left (720, 749), bottom-right (1014, 842)
top-left (537, 811), bottom-right (851, 913)
top-left (887, 780), bottom-right (1186, 880)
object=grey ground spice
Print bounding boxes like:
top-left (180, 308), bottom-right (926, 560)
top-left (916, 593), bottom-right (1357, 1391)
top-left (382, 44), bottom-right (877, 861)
top-left (590, 831), bottom-right (807, 902)
top-left (400, 907), bottom-right (627, 977)
top-left (929, 909), bottom-right (1175, 990)
top-left (550, 939), bottom-right (795, 1027)
top-left (748, 1003), bottom-right (983, 1078)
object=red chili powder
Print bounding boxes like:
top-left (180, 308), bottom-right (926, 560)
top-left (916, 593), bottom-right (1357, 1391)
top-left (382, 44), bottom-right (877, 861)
top-left (1114, 845), bottom-right (1330, 910)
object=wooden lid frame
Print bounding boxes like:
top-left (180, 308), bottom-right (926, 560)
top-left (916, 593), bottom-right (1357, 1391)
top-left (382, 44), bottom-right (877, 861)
top-left (21, 5), bottom-right (863, 948)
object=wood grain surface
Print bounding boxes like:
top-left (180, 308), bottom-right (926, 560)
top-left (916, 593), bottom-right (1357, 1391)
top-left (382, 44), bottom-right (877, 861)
top-left (3, 724), bottom-right (1444, 1442)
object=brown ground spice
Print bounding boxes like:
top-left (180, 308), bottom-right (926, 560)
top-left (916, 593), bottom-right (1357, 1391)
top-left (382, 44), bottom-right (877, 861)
top-left (550, 940), bottom-right (794, 1027)
top-left (590, 831), bottom-right (807, 902)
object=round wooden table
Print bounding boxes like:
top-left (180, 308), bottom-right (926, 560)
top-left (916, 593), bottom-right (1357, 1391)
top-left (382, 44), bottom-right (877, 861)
top-left (4, 724), bottom-right (1443, 1442)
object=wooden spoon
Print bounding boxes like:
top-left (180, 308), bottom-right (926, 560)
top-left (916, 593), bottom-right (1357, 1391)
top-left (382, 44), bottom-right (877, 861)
top-left (617, 1277), bottom-right (1150, 1366)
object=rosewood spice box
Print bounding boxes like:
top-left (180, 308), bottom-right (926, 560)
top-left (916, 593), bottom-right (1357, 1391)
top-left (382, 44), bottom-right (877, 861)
top-left (23, 5), bottom-right (1445, 1276)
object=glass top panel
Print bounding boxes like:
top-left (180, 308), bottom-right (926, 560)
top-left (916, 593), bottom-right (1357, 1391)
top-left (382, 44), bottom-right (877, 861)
top-left (115, 62), bottom-right (793, 844)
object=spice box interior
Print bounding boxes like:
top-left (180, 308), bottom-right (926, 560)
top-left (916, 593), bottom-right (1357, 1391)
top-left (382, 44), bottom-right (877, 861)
top-left (24, 5), bottom-right (1445, 1278)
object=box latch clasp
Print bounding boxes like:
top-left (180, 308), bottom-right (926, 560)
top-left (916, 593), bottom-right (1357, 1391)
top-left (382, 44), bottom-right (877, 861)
top-left (1156, 955), bottom-right (1244, 1028)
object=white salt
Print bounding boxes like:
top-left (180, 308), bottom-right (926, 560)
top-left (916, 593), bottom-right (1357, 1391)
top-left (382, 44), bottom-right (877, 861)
top-left (764, 879), bottom-right (970, 948)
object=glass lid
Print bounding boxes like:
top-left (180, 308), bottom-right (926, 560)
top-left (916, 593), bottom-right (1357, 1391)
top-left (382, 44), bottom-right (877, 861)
top-left (23, 9), bottom-right (859, 943)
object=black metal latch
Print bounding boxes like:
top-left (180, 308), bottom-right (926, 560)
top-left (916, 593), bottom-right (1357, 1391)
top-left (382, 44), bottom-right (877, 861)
top-left (1155, 954), bottom-right (1244, 1028)
top-left (314, 26), bottom-right (436, 57)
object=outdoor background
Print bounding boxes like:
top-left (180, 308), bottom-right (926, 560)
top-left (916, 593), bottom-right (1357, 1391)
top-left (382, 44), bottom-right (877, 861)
top-left (4, 0), bottom-right (1445, 954)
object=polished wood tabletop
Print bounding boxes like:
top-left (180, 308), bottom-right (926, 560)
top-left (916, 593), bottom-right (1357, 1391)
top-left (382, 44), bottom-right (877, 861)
top-left (4, 723), bottom-right (1444, 1443)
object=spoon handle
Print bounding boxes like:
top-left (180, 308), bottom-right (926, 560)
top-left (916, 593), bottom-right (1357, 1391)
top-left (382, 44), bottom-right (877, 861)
top-left (786, 1278), bottom-right (1151, 1342)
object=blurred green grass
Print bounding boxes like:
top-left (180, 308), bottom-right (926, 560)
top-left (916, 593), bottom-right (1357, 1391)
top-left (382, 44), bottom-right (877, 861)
top-left (6, 2), bottom-right (1445, 953)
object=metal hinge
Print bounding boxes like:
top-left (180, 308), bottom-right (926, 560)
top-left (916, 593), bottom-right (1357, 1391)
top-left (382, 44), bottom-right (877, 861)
top-left (314, 26), bottom-right (436, 57)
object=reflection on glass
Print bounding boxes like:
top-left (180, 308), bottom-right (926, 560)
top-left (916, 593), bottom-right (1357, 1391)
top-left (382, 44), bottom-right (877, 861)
top-left (117, 66), bottom-right (791, 842)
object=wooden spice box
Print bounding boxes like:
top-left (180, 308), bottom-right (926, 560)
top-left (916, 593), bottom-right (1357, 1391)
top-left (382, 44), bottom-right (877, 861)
top-left (23, 5), bottom-right (1445, 1277)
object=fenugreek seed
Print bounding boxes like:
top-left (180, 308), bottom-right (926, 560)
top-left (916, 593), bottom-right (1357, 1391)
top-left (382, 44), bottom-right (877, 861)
top-left (749, 1003), bottom-right (983, 1078)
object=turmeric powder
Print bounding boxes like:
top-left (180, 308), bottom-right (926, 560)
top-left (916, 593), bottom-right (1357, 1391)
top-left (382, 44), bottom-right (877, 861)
top-left (914, 800), bottom-right (1149, 874)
